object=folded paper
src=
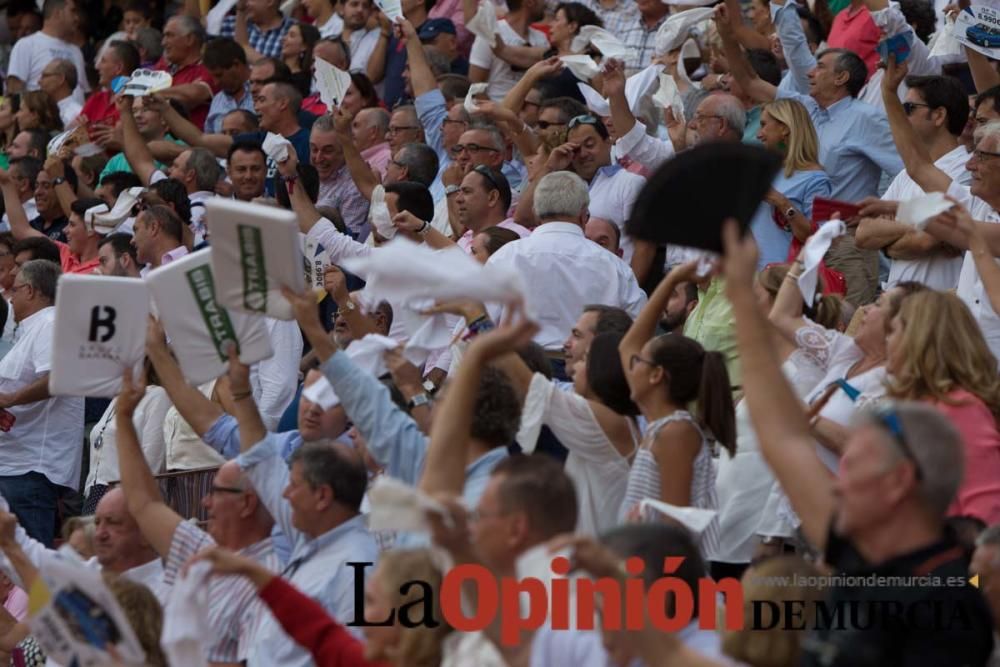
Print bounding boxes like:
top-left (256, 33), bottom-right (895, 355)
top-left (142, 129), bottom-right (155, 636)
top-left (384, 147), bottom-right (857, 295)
top-left (49, 276), bottom-right (148, 398)
top-left (370, 185), bottom-right (395, 239)
top-left (466, 0), bottom-right (498, 47)
top-left (374, 0), bottom-right (403, 22)
top-left (302, 375), bottom-right (340, 410)
top-left (92, 186), bottom-right (144, 235)
top-left (206, 198), bottom-right (304, 320)
top-left (639, 498), bottom-right (717, 535)
top-left (798, 220), bottom-right (846, 305)
top-left (145, 248), bottom-right (274, 385)
top-left (161, 558), bottom-right (211, 667)
top-left (314, 57), bottom-right (352, 110)
top-left (651, 71), bottom-right (684, 112)
top-left (896, 191), bottom-right (953, 231)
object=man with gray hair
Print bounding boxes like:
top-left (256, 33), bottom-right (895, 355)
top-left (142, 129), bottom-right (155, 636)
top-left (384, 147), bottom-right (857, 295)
top-left (154, 14), bottom-right (217, 129)
top-left (352, 107), bottom-right (392, 177)
top-left (0, 259), bottom-right (84, 546)
top-left (38, 58), bottom-right (80, 128)
top-left (488, 171), bottom-right (645, 356)
top-left (724, 230), bottom-right (994, 666)
top-left (310, 114), bottom-right (370, 238)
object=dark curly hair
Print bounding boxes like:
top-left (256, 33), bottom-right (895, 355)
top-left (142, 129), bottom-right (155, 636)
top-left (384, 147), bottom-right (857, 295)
top-left (899, 0), bottom-right (936, 44)
top-left (470, 367), bottom-right (521, 447)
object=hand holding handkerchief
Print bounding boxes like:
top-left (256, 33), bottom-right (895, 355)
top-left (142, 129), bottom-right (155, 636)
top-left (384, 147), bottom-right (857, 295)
top-left (798, 220), bottom-right (846, 305)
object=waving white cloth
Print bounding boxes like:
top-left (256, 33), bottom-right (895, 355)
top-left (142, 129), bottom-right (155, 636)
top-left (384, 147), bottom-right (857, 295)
top-left (797, 220), bottom-right (846, 304)
top-left (161, 559), bottom-right (211, 667)
top-left (570, 25), bottom-right (634, 61)
top-left (577, 62), bottom-right (664, 116)
top-left (896, 192), bottom-right (953, 231)
top-left (655, 7), bottom-right (714, 55)
top-left (466, 0), bottom-right (498, 47)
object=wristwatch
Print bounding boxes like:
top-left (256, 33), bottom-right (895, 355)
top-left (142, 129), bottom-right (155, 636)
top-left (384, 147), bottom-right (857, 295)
top-left (407, 393), bottom-right (430, 409)
top-left (52, 177), bottom-right (66, 186)
top-left (422, 379), bottom-right (437, 395)
top-left (784, 206), bottom-right (796, 219)
top-left (342, 299), bottom-right (356, 312)
top-left (445, 184), bottom-right (461, 197)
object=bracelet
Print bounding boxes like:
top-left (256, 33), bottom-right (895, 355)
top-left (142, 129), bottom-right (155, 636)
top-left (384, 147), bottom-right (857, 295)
top-left (285, 176), bottom-right (297, 194)
top-left (417, 220), bottom-right (430, 236)
top-left (231, 389), bottom-right (253, 401)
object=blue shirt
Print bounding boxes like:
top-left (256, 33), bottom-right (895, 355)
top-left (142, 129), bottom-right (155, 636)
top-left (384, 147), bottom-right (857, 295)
top-left (220, 16), bottom-right (294, 59)
top-left (205, 81), bottom-right (255, 134)
top-left (237, 433), bottom-right (379, 667)
top-left (415, 88), bottom-right (452, 202)
top-left (773, 2), bottom-right (814, 97)
top-left (776, 91), bottom-right (902, 203)
top-left (751, 168), bottom-right (832, 268)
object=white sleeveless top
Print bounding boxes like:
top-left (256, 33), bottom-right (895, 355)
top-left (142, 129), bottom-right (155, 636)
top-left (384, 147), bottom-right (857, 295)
top-left (619, 411), bottom-right (721, 560)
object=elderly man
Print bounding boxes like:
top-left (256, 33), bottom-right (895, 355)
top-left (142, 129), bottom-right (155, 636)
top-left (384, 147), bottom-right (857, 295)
top-left (490, 171), bottom-right (645, 354)
top-left (0, 260), bottom-right (83, 546)
top-left (115, 360), bottom-right (278, 664)
top-left (387, 105), bottom-right (425, 156)
top-left (79, 41), bottom-right (140, 130)
top-left (222, 0), bottom-right (294, 61)
top-left (38, 58), bottom-right (80, 128)
top-left (6, 0), bottom-right (88, 99)
top-left (310, 115), bottom-right (369, 238)
top-left (352, 107), bottom-right (392, 177)
top-left (584, 217), bottom-right (622, 256)
top-left (155, 14), bottom-right (218, 129)
top-left (724, 223), bottom-right (994, 666)
top-left (204, 37), bottom-right (254, 135)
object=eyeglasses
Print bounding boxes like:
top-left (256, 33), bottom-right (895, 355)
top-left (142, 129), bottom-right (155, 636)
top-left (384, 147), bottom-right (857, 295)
top-left (972, 148), bottom-right (1000, 162)
top-left (442, 118), bottom-right (468, 127)
top-left (8, 282), bottom-right (28, 294)
top-left (536, 120), bottom-right (566, 130)
top-left (450, 143), bottom-right (500, 156)
top-left (902, 102), bottom-right (931, 115)
top-left (872, 404), bottom-right (923, 481)
top-left (209, 484), bottom-right (246, 495)
top-left (387, 125), bottom-right (421, 135)
top-left (567, 114), bottom-right (598, 130)
top-left (628, 354), bottom-right (658, 371)
top-left (693, 113), bottom-right (723, 123)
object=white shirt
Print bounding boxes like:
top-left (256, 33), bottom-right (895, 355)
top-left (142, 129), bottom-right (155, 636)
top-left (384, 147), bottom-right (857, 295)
top-left (0, 198), bottom-right (37, 232)
top-left (882, 145), bottom-right (970, 290)
top-left (317, 13), bottom-right (344, 38)
top-left (0, 307), bottom-right (84, 489)
top-left (587, 163), bottom-right (647, 263)
top-left (56, 96), bottom-right (82, 129)
top-left (950, 181), bottom-right (1000, 363)
top-left (611, 120), bottom-right (675, 172)
top-left (84, 388), bottom-right (170, 494)
top-left (7, 31), bottom-right (90, 103)
top-left (487, 222), bottom-right (647, 350)
top-left (249, 317), bottom-right (303, 431)
top-left (348, 28), bottom-right (380, 73)
top-left (164, 379), bottom-right (227, 470)
top-left (469, 20), bottom-right (549, 101)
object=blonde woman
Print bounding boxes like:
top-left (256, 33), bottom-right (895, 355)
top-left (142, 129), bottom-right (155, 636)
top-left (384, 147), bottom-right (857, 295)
top-left (886, 291), bottom-right (1000, 525)
top-left (755, 98), bottom-right (831, 267)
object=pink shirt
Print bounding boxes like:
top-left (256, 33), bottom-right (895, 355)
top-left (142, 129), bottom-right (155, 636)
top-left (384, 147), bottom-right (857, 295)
top-left (827, 5), bottom-right (881, 79)
top-left (4, 586), bottom-right (27, 622)
top-left (361, 142), bottom-right (392, 179)
top-left (457, 218), bottom-right (531, 252)
top-left (934, 390), bottom-right (1000, 524)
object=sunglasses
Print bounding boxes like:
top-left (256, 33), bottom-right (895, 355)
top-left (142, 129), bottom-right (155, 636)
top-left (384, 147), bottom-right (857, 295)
top-left (902, 102), bottom-right (931, 116)
top-left (567, 114), bottom-right (599, 130)
top-left (537, 120), bottom-right (566, 130)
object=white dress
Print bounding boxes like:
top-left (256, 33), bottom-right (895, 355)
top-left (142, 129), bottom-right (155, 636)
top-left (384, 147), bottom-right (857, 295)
top-left (714, 348), bottom-right (825, 564)
top-left (619, 411), bottom-right (721, 560)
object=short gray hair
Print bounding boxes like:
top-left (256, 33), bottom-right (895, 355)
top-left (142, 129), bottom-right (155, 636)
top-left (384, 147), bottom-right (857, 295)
top-left (396, 143), bottom-right (439, 187)
top-left (975, 120), bottom-right (1000, 149)
top-left (312, 114), bottom-right (336, 133)
top-left (19, 259), bottom-right (60, 303)
top-left (186, 147), bottom-right (221, 191)
top-left (392, 105), bottom-right (419, 126)
top-left (977, 524), bottom-right (1000, 548)
top-left (170, 14), bottom-right (206, 44)
top-left (361, 108), bottom-right (390, 136)
top-left (708, 94), bottom-right (746, 139)
top-left (50, 59), bottom-right (77, 90)
top-left (468, 121), bottom-right (505, 152)
top-left (856, 401), bottom-right (964, 518)
top-left (533, 171), bottom-right (589, 221)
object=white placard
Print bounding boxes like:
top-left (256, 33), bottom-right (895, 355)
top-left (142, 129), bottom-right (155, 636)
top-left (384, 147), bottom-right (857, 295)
top-left (374, 0), bottom-right (403, 22)
top-left (953, 4), bottom-right (1000, 59)
top-left (120, 69), bottom-right (173, 97)
top-left (145, 249), bottom-right (274, 385)
top-left (206, 198), bottom-right (305, 320)
top-left (314, 57), bottom-right (352, 110)
top-left (49, 275), bottom-right (148, 397)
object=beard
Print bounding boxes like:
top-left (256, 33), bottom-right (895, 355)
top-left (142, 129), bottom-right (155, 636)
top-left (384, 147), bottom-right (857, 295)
top-left (660, 311), bottom-right (688, 334)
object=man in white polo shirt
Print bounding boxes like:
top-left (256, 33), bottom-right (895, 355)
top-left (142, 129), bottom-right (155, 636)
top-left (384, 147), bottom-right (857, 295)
top-left (6, 0), bottom-right (89, 102)
top-left (0, 260), bottom-right (83, 546)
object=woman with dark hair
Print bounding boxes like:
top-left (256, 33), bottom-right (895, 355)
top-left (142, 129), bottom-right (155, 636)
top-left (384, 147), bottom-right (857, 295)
top-left (618, 262), bottom-right (736, 560)
top-left (540, 2), bottom-right (603, 100)
top-left (282, 23), bottom-right (321, 98)
top-left (470, 226), bottom-right (520, 264)
top-left (15, 91), bottom-right (62, 135)
top-left (342, 72), bottom-right (380, 116)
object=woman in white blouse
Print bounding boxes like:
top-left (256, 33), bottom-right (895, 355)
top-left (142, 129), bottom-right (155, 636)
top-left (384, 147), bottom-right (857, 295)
top-left (82, 364), bottom-right (171, 513)
top-left (617, 262), bottom-right (737, 561)
top-left (494, 330), bottom-right (640, 535)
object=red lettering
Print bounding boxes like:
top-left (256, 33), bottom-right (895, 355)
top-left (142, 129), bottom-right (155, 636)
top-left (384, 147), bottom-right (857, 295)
top-left (439, 564), bottom-right (498, 632)
top-left (699, 577), bottom-right (745, 631)
top-left (647, 576), bottom-right (694, 632)
top-left (500, 576), bottom-right (548, 646)
top-left (550, 557), bottom-right (571, 630)
top-left (576, 577), bottom-right (622, 630)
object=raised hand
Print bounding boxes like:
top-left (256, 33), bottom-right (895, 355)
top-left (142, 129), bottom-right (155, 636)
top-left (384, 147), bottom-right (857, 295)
top-left (117, 366), bottom-right (147, 418)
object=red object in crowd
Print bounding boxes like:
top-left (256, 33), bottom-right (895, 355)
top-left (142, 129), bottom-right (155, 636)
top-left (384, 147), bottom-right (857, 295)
top-left (811, 197), bottom-right (861, 225)
top-left (152, 57), bottom-right (219, 130)
top-left (0, 409), bottom-right (16, 433)
top-left (826, 4), bottom-right (881, 80)
top-left (772, 209), bottom-right (847, 297)
top-left (258, 576), bottom-right (391, 667)
top-left (79, 89), bottom-right (120, 139)
top-left (302, 93), bottom-right (328, 117)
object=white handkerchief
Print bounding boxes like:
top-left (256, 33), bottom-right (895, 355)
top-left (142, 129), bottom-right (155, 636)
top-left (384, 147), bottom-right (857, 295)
top-left (302, 375), bottom-right (340, 410)
top-left (345, 333), bottom-right (398, 378)
top-left (74, 143), bottom-right (104, 157)
top-left (47, 128), bottom-right (75, 157)
top-left (314, 57), bottom-right (352, 109)
top-left (367, 476), bottom-right (448, 532)
top-left (560, 55), bottom-right (600, 81)
top-left (262, 132), bottom-right (291, 163)
top-left (655, 7), bottom-right (714, 55)
top-left (929, 15), bottom-right (963, 58)
top-left (896, 192), bottom-right (953, 231)
top-left (121, 69), bottom-right (173, 96)
top-left (577, 82), bottom-right (611, 116)
top-left (797, 220), bottom-right (846, 305)
top-left (279, 0), bottom-right (298, 16)
top-left (578, 62), bottom-right (664, 116)
top-left (639, 499), bottom-right (717, 535)
top-left (570, 25), bottom-right (634, 61)
top-left (652, 72), bottom-right (684, 112)
top-left (205, 0), bottom-right (238, 35)
top-left (93, 186), bottom-right (144, 235)
top-left (162, 558), bottom-right (211, 667)
top-left (370, 185), bottom-right (395, 239)
top-left (466, 0), bottom-right (498, 47)
top-left (341, 238), bottom-right (525, 307)
top-left (374, 0), bottom-right (403, 22)
top-left (464, 82), bottom-right (489, 113)
top-left (515, 544), bottom-right (584, 624)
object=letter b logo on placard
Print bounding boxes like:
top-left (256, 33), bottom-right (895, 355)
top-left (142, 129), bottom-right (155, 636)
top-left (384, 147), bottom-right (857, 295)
top-left (89, 306), bottom-right (117, 343)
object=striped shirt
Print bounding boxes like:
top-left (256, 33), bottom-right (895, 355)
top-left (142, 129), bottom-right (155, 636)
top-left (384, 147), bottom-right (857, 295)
top-left (164, 520), bottom-right (280, 663)
top-left (619, 411), bottom-right (721, 560)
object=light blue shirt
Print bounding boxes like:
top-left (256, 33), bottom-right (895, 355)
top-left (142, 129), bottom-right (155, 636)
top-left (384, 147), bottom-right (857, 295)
top-left (752, 168), bottom-right (833, 268)
top-left (320, 351), bottom-right (508, 508)
top-left (773, 2), bottom-right (814, 97)
top-left (238, 433), bottom-right (379, 667)
top-left (415, 88), bottom-right (453, 203)
top-left (205, 81), bottom-right (255, 134)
